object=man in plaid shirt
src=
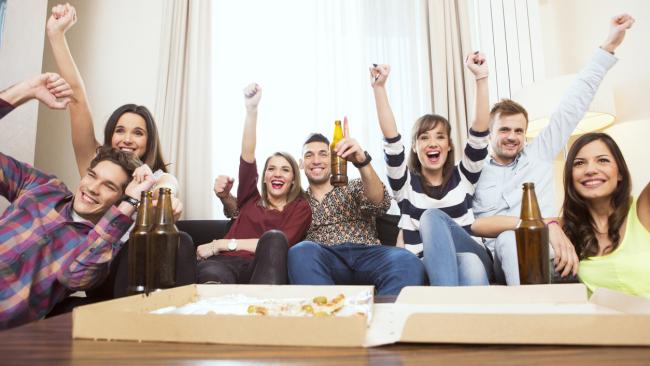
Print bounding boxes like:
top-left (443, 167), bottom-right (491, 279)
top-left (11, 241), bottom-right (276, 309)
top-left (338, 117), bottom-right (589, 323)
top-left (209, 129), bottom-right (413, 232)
top-left (0, 74), bottom-right (155, 329)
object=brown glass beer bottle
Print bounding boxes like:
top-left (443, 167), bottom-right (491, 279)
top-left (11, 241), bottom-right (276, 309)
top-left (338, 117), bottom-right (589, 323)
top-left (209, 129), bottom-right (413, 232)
top-left (127, 191), bottom-right (153, 295)
top-left (330, 119), bottom-right (348, 186)
top-left (515, 182), bottom-right (550, 284)
top-left (146, 188), bottom-right (179, 293)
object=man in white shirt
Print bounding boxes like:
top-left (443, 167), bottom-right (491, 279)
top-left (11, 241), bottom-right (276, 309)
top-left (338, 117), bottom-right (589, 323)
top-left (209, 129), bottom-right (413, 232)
top-left (473, 14), bottom-right (634, 285)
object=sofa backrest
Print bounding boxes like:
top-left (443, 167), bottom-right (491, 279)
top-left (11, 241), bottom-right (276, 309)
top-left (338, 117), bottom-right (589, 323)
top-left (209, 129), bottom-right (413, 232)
top-left (177, 214), bottom-right (401, 248)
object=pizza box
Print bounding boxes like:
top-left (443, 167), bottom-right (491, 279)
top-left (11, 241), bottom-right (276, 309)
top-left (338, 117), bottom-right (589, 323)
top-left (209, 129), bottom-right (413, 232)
top-left (73, 284), bottom-right (650, 347)
top-left (73, 284), bottom-right (376, 347)
top-left (386, 283), bottom-right (650, 346)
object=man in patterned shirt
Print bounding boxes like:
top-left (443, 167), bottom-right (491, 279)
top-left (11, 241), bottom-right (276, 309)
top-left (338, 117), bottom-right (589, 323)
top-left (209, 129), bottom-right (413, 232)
top-left (287, 124), bottom-right (426, 295)
top-left (0, 75), bottom-right (155, 328)
top-left (217, 125), bottom-right (426, 295)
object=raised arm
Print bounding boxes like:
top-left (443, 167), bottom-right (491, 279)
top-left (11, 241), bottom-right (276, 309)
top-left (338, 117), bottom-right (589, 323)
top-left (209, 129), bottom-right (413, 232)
top-left (241, 83), bottom-right (262, 163)
top-left (0, 73), bottom-right (72, 114)
top-left (530, 14), bottom-right (633, 161)
top-left (600, 14), bottom-right (635, 54)
top-left (46, 3), bottom-right (100, 177)
top-left (465, 52), bottom-right (490, 133)
top-left (334, 117), bottom-right (385, 203)
top-left (370, 64), bottom-right (399, 139)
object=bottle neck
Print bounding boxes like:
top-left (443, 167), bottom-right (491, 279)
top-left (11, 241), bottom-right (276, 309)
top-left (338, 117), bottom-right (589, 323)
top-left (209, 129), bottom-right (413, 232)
top-left (135, 193), bottom-right (153, 226)
top-left (520, 187), bottom-right (543, 221)
top-left (332, 123), bottom-right (343, 145)
top-left (154, 192), bottom-right (175, 226)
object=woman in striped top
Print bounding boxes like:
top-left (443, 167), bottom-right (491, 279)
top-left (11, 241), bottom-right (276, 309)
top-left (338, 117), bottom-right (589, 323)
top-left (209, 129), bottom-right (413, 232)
top-left (370, 53), bottom-right (493, 286)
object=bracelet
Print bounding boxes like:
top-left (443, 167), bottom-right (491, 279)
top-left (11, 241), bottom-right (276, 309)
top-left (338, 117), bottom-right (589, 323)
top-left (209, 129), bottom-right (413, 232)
top-left (353, 151), bottom-right (372, 169)
top-left (122, 195), bottom-right (140, 208)
top-left (211, 241), bottom-right (217, 256)
top-left (547, 220), bottom-right (560, 226)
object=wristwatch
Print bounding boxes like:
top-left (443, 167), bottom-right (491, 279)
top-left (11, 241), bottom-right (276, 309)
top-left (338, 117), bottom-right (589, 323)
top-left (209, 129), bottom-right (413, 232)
top-left (227, 239), bottom-right (238, 251)
top-left (353, 151), bottom-right (372, 169)
top-left (122, 195), bottom-right (140, 208)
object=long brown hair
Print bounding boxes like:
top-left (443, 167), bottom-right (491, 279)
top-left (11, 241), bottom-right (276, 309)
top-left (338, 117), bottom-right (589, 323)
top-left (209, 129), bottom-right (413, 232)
top-left (260, 152), bottom-right (304, 209)
top-left (561, 133), bottom-right (632, 259)
top-left (408, 114), bottom-right (456, 188)
top-left (103, 104), bottom-right (167, 173)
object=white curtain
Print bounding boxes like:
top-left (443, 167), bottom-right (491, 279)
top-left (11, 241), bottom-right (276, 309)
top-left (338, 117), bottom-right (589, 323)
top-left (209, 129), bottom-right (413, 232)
top-left (211, 0), bottom-right (432, 218)
top-left (422, 0), bottom-right (475, 161)
top-left (155, 0), bottom-right (212, 219)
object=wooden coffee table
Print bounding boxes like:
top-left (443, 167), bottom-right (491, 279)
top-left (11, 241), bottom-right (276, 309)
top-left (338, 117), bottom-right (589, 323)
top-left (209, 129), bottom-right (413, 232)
top-left (2, 313), bottom-right (650, 365)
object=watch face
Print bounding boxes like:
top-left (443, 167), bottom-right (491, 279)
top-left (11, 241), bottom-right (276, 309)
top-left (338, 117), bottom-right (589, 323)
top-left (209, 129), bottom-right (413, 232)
top-left (228, 240), bottom-right (237, 251)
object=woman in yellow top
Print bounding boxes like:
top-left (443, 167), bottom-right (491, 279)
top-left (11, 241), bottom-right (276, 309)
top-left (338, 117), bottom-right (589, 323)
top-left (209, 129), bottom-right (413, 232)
top-left (560, 132), bottom-right (650, 297)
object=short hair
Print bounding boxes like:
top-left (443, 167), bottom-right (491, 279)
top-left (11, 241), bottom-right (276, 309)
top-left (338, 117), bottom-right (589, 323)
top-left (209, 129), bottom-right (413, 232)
top-left (489, 99), bottom-right (529, 130)
top-left (303, 133), bottom-right (330, 147)
top-left (89, 146), bottom-right (143, 190)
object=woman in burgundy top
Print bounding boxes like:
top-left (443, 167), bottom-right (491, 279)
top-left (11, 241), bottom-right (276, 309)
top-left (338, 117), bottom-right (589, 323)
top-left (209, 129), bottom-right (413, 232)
top-left (196, 83), bottom-right (312, 284)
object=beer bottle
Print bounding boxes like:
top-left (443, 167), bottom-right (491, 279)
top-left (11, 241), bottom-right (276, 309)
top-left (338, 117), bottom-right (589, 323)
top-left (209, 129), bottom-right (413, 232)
top-left (127, 191), bottom-right (153, 295)
top-left (330, 119), bottom-right (348, 186)
top-left (146, 188), bottom-right (179, 293)
top-left (515, 182), bottom-right (550, 284)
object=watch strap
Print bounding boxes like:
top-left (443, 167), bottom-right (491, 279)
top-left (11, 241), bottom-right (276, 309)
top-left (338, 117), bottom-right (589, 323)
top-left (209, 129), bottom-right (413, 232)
top-left (353, 151), bottom-right (372, 169)
top-left (122, 195), bottom-right (140, 208)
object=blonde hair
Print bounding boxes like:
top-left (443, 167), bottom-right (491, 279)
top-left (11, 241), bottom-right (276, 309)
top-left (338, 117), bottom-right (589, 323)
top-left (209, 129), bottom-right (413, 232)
top-left (260, 152), bottom-right (304, 209)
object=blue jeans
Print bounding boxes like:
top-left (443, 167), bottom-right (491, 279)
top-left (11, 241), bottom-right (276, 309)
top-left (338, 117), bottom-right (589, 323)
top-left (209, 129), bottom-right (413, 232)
top-left (287, 242), bottom-right (426, 296)
top-left (420, 209), bottom-right (494, 286)
top-left (494, 230), bottom-right (572, 285)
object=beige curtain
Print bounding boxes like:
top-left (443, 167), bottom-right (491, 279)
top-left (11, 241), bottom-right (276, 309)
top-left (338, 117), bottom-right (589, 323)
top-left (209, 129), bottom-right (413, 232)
top-left (423, 0), bottom-right (474, 161)
top-left (155, 0), bottom-right (212, 219)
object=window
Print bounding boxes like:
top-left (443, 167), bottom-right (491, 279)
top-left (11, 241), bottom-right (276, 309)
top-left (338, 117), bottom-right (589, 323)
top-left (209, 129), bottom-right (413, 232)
top-left (211, 0), bottom-right (430, 217)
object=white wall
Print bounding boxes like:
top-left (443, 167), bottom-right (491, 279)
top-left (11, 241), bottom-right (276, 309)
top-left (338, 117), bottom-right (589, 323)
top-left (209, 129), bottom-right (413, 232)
top-left (0, 0), bottom-right (47, 211)
top-left (35, 0), bottom-right (164, 189)
top-left (539, 0), bottom-right (650, 198)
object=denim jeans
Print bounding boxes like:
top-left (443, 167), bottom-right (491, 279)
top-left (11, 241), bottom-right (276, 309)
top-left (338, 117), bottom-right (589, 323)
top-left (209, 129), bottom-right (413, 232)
top-left (287, 241), bottom-right (426, 296)
top-left (493, 230), bottom-right (576, 285)
top-left (420, 209), bottom-right (494, 286)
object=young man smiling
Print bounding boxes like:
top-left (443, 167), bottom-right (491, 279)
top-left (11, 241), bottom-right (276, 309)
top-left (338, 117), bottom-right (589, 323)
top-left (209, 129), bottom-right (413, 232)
top-left (287, 122), bottom-right (426, 295)
top-left (217, 122), bottom-right (426, 294)
top-left (473, 14), bottom-right (634, 285)
top-left (0, 76), bottom-right (155, 328)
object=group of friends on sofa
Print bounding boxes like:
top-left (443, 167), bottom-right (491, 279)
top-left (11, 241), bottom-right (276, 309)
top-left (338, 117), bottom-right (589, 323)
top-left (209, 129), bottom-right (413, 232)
top-left (0, 5), bottom-right (647, 330)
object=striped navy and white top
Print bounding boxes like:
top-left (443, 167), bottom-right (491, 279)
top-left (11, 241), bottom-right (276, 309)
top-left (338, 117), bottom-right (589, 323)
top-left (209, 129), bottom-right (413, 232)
top-left (383, 129), bottom-right (489, 257)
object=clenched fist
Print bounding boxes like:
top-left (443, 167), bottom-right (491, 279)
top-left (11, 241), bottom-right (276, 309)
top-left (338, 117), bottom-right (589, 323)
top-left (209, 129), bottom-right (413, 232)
top-left (213, 175), bottom-right (234, 199)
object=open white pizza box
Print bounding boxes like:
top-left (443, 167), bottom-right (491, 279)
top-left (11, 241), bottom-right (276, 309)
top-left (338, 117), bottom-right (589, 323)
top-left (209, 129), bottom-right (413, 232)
top-left (73, 283), bottom-right (650, 347)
